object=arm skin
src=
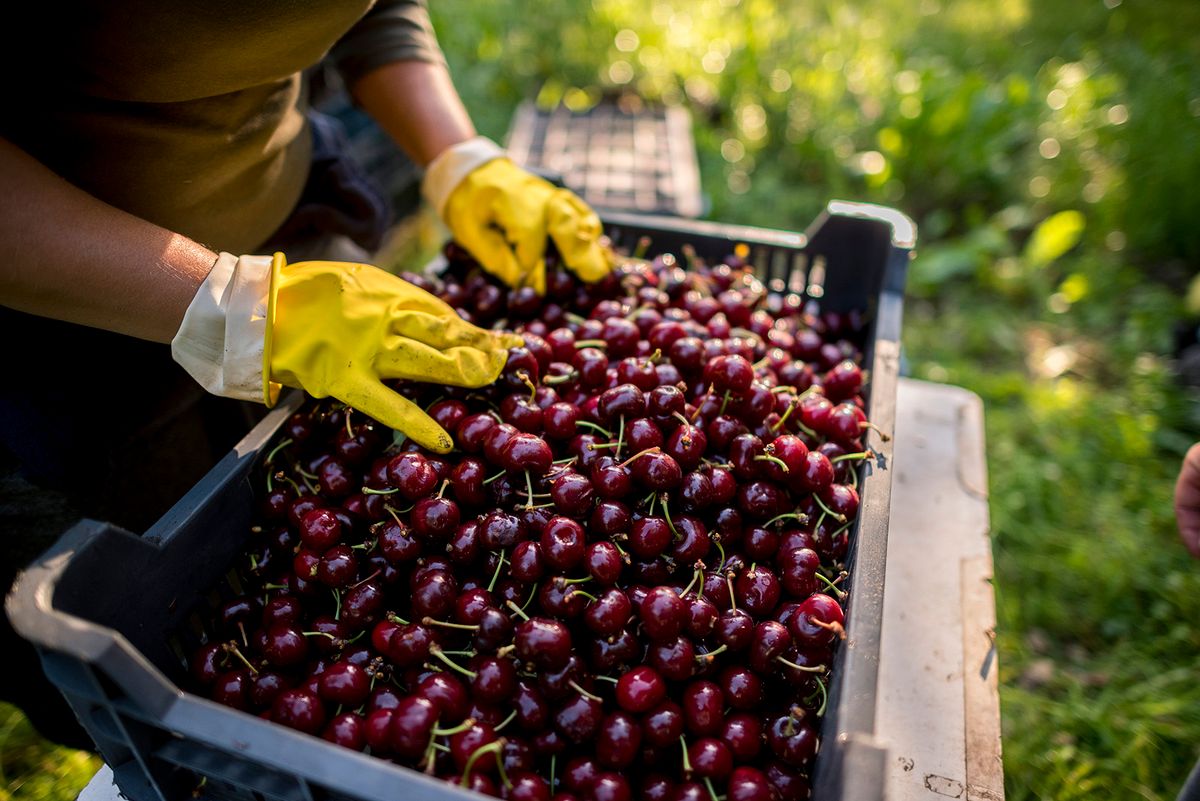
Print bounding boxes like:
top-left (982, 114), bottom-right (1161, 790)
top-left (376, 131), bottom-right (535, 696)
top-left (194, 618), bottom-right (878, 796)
top-left (1175, 442), bottom-right (1200, 558)
top-left (0, 137), bottom-right (218, 343)
top-left (348, 59), bottom-right (476, 168)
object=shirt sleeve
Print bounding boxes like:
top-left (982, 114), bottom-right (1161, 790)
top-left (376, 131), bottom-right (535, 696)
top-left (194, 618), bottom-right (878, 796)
top-left (331, 0), bottom-right (447, 87)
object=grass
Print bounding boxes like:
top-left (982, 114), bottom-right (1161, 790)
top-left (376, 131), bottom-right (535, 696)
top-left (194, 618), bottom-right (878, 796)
top-left (6, 1), bottom-right (1200, 800)
top-left (0, 704), bottom-right (98, 801)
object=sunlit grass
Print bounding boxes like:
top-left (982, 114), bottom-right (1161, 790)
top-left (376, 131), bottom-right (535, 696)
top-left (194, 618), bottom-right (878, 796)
top-left (0, 703), bottom-right (99, 801)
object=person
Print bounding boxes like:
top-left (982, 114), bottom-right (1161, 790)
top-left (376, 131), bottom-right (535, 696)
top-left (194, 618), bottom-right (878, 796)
top-left (1174, 444), bottom-right (1200, 559)
top-left (0, 0), bottom-right (610, 746)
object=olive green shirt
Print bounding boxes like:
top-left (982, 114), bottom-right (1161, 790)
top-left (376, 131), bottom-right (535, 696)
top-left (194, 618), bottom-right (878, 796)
top-left (1, 1), bottom-right (443, 254)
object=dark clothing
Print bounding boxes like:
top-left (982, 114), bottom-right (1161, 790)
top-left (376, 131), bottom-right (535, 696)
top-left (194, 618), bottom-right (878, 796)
top-left (0, 0), bottom-right (441, 254)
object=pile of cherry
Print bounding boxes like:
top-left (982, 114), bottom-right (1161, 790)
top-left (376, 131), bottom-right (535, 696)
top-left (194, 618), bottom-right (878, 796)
top-left (187, 242), bottom-right (884, 801)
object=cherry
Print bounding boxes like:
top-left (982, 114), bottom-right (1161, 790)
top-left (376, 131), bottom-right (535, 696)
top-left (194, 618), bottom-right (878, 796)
top-left (472, 656), bottom-right (518, 705)
top-left (585, 541), bottom-right (625, 585)
top-left (299, 508), bottom-right (342, 552)
top-left (596, 711), bottom-right (642, 768)
top-left (502, 433), bottom-right (555, 473)
top-left (550, 472), bottom-right (595, 518)
top-left (263, 623), bottom-right (308, 667)
top-left (317, 661), bottom-right (369, 706)
top-left (705, 354), bottom-right (754, 395)
top-left (584, 587), bottom-right (632, 636)
top-left (767, 715), bottom-right (819, 767)
top-left (541, 516), bottom-right (587, 571)
top-left (734, 563), bottom-right (782, 614)
top-left (722, 714), bottom-right (764, 762)
top-left (628, 450), bottom-right (682, 491)
top-left (640, 586), bottom-right (686, 642)
top-left (271, 689), bottom-right (325, 735)
top-left (628, 517), bottom-right (672, 559)
top-left (788, 592), bottom-right (845, 648)
top-left (515, 617), bottom-right (573, 671)
top-left (681, 680), bottom-right (724, 736)
top-left (410, 495), bottom-right (460, 541)
top-left (590, 500), bottom-right (631, 538)
top-left (615, 666), bottom-right (667, 713)
top-left (554, 694), bottom-right (604, 744)
top-left (591, 773), bottom-right (632, 801)
top-left (598, 384), bottom-right (646, 421)
top-left (211, 670), bottom-right (249, 710)
top-left (641, 700), bottom-right (685, 748)
top-left (688, 738), bottom-right (734, 780)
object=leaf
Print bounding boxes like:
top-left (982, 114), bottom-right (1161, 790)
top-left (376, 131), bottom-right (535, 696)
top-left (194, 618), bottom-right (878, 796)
top-left (1024, 211), bottom-right (1086, 268)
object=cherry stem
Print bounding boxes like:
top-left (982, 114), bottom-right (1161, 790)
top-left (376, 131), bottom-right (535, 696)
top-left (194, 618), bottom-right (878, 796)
top-left (521, 582), bottom-right (539, 612)
top-left (810, 676), bottom-right (829, 717)
top-left (483, 470), bottom-right (506, 485)
top-left (524, 470), bottom-right (536, 509)
top-left (387, 612), bottom-right (410, 625)
top-left (576, 421), bottom-right (614, 437)
top-left (276, 473), bottom-right (303, 496)
top-left (813, 619), bottom-right (847, 640)
top-left (459, 740), bottom-right (509, 790)
top-left (619, 446), bottom-right (662, 469)
top-left (332, 589), bottom-right (342, 620)
top-left (662, 494), bottom-right (679, 538)
top-left (505, 599), bottom-right (531, 622)
top-left (552, 456), bottom-right (579, 466)
top-left (616, 415), bottom-right (626, 460)
top-left (680, 735), bottom-right (693, 776)
top-left (363, 486), bottom-right (400, 496)
top-left (423, 617), bottom-right (480, 631)
top-left (488, 550), bottom-right (508, 593)
top-left (568, 680), bottom-right (603, 702)
top-left (494, 710), bottom-right (518, 733)
top-left (223, 642), bottom-right (259, 675)
top-left (574, 339), bottom-right (607, 349)
top-left (302, 631), bottom-right (337, 640)
top-left (696, 643), bottom-right (728, 663)
top-left (516, 371), bottom-right (538, 402)
top-left (763, 511), bottom-right (808, 528)
top-left (437, 479), bottom-right (450, 499)
top-left (861, 421), bottom-right (892, 442)
top-left (754, 453), bottom-right (790, 473)
top-left (813, 494), bottom-right (847, 523)
top-left (296, 466), bottom-right (319, 482)
top-left (815, 572), bottom-right (847, 600)
top-left (633, 235), bottom-right (652, 259)
top-left (777, 656), bottom-right (827, 673)
top-left (726, 574), bottom-right (737, 611)
top-left (718, 390), bottom-right (732, 417)
top-left (771, 398), bottom-right (799, 433)
top-left (570, 589), bottom-right (598, 603)
top-left (681, 566), bottom-right (702, 598)
top-left (550, 755), bottom-right (557, 792)
top-left (594, 674), bottom-right (619, 684)
top-left (428, 644), bottom-right (477, 679)
top-left (703, 777), bottom-right (721, 801)
top-left (265, 437), bottom-right (294, 466)
top-left (433, 718), bottom-right (477, 738)
top-left (672, 412), bottom-right (692, 427)
top-left (556, 575), bottom-right (592, 587)
top-left (544, 371), bottom-right (578, 386)
top-left (691, 385), bottom-right (714, 422)
top-left (710, 536), bottom-right (726, 577)
top-left (832, 450), bottom-right (874, 463)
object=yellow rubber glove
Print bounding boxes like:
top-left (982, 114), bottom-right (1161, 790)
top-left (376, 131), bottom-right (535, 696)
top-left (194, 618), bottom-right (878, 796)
top-left (423, 138), bottom-right (613, 295)
top-left (264, 254), bottom-right (521, 453)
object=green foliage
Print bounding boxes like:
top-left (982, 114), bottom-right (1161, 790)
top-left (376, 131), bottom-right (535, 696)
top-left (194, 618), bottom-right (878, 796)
top-left (0, 703), bottom-right (99, 801)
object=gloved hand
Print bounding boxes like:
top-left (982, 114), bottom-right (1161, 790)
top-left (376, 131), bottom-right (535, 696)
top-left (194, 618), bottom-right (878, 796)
top-left (171, 253), bottom-right (520, 453)
top-left (421, 137), bottom-right (612, 295)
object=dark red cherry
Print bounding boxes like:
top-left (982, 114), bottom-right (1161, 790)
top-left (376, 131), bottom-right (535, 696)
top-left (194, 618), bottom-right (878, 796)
top-left (615, 666), bottom-right (667, 713)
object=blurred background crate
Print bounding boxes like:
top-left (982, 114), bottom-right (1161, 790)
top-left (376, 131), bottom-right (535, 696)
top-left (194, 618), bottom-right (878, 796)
top-left (505, 94), bottom-right (704, 219)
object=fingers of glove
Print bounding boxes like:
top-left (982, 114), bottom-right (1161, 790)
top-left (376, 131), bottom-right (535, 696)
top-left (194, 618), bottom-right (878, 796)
top-left (374, 337), bottom-right (511, 388)
top-left (333, 375), bottom-right (455, 454)
top-left (387, 306), bottom-right (516, 353)
top-left (547, 190), bottom-right (613, 283)
top-left (456, 219), bottom-right (541, 294)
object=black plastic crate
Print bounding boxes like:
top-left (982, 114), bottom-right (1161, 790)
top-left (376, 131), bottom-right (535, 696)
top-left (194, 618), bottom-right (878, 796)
top-left (7, 202), bottom-right (913, 801)
top-left (506, 96), bottom-right (704, 218)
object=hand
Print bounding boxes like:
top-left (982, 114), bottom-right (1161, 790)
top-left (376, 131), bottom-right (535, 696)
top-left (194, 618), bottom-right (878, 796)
top-left (1175, 443), bottom-right (1200, 558)
top-left (172, 253), bottom-right (520, 453)
top-left (421, 137), bottom-right (612, 294)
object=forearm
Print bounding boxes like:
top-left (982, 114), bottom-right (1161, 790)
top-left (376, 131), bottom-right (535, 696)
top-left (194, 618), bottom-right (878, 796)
top-left (0, 138), bottom-right (217, 343)
top-left (349, 59), bottom-right (476, 168)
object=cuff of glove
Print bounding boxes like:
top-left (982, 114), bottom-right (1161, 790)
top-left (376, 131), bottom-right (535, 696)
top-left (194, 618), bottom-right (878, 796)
top-left (421, 136), bottom-right (506, 221)
top-left (171, 252), bottom-right (274, 404)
